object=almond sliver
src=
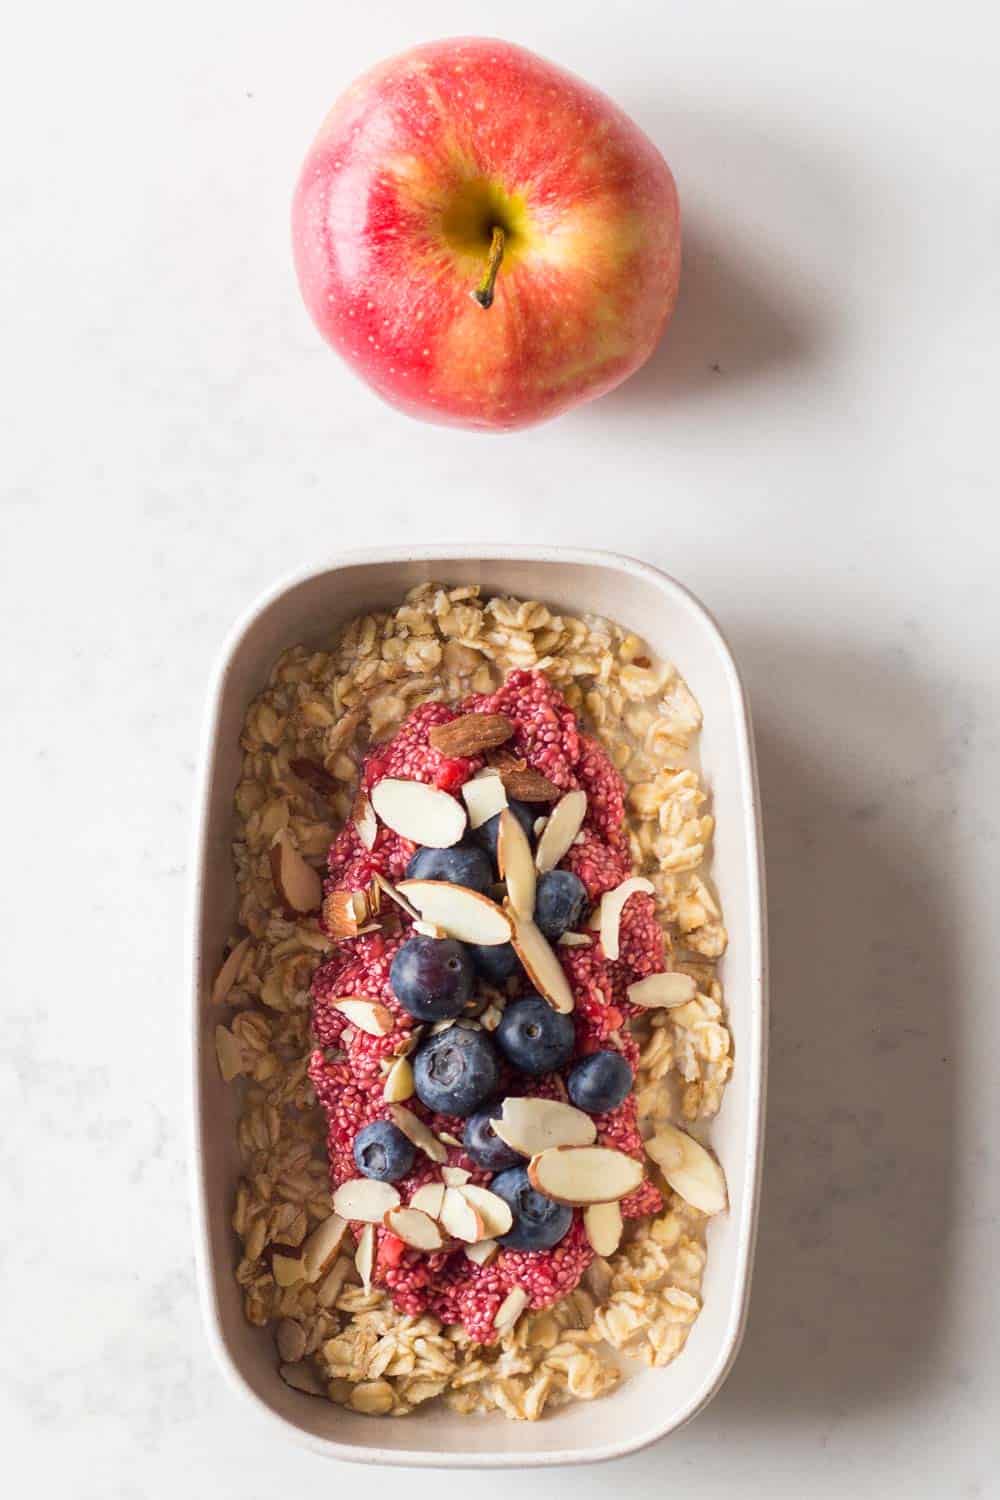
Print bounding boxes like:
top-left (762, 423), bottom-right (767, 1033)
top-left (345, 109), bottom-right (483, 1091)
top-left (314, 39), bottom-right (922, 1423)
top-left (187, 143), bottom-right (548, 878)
top-left (627, 971), bottom-right (697, 1008)
top-left (371, 778), bottom-right (466, 847)
top-left (527, 1145), bottom-right (644, 1205)
top-left (644, 1124), bottom-right (727, 1215)
top-left (593, 877), bottom-right (655, 961)
top-left (498, 808), bottom-right (536, 919)
top-left (332, 1178), bottom-right (401, 1222)
top-left (397, 880), bottom-right (513, 946)
top-left (462, 771), bottom-right (508, 830)
top-left (534, 790), bottom-right (588, 874)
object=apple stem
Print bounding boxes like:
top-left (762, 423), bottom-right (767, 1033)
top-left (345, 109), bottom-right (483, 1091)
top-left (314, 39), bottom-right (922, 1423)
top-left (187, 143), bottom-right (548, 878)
top-left (471, 226), bottom-right (505, 309)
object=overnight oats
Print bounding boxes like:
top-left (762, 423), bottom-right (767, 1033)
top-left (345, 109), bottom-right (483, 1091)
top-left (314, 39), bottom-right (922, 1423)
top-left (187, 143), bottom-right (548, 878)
top-left (213, 584), bottom-right (731, 1421)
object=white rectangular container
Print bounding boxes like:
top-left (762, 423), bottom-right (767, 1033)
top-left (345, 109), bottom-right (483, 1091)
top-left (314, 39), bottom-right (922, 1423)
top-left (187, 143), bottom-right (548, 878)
top-left (189, 547), bottom-right (767, 1466)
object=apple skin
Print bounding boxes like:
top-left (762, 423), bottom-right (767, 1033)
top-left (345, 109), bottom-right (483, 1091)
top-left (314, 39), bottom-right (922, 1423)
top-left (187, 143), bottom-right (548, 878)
top-left (292, 38), bottom-right (680, 432)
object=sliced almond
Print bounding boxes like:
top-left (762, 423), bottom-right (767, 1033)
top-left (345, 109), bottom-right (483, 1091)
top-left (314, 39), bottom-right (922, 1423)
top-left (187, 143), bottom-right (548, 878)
top-left (439, 1187), bottom-right (485, 1243)
top-left (457, 1183), bottom-right (514, 1238)
top-left (493, 1285), bottom-right (529, 1333)
top-left (464, 1238), bottom-right (499, 1267)
top-left (370, 778), bottom-right (466, 848)
top-left (583, 1201), bottom-right (624, 1256)
top-left (413, 919), bottom-right (449, 939)
top-left (591, 877), bottom-right (656, 961)
top-left (527, 1146), bottom-right (645, 1205)
top-left (462, 771), bottom-right (508, 830)
top-left (352, 791), bottom-right (378, 851)
top-left (491, 1096), bottom-right (596, 1157)
top-left (279, 1361), bottom-right (325, 1396)
top-left (441, 1165), bottom-right (472, 1187)
top-left (437, 1131), bottom-right (462, 1148)
top-left (558, 931), bottom-right (592, 948)
top-left (332, 998), bottom-right (394, 1037)
top-left (409, 1182), bottom-right (446, 1218)
top-left (388, 1103), bottom-right (448, 1164)
top-left (269, 831), bottom-right (322, 916)
top-left (214, 1024), bottom-right (244, 1082)
top-left (428, 712), bottom-right (515, 758)
top-left (397, 880), bottom-right (512, 947)
top-left (372, 872), bottom-right (420, 920)
top-left (533, 816), bottom-right (549, 838)
top-left (382, 1054), bottom-right (415, 1103)
top-left (211, 936), bottom-right (250, 1004)
top-left (644, 1125), bottom-right (727, 1215)
top-left (323, 888), bottom-right (370, 940)
top-left (355, 1223), bottom-right (375, 1290)
top-left (497, 808), bottom-right (536, 919)
top-left (488, 750), bottom-right (561, 802)
top-left (384, 1206), bottom-right (445, 1252)
top-left (508, 912), bottom-right (575, 1012)
top-left (332, 1178), bottom-right (401, 1223)
top-left (534, 789), bottom-right (588, 874)
top-left (301, 1212), bottom-right (349, 1281)
top-left (272, 1251), bottom-right (306, 1288)
top-left (627, 971), bottom-right (698, 1009)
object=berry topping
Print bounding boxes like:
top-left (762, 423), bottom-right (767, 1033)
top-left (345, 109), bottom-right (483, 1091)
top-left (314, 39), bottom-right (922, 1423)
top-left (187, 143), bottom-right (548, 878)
top-left (567, 1050), bottom-right (634, 1114)
top-left (469, 940), bottom-right (521, 985)
top-left (496, 995), bottom-right (576, 1075)
top-left (534, 868), bottom-right (588, 940)
top-left (351, 1121), bottom-right (416, 1182)
top-left (464, 1101), bottom-right (526, 1170)
top-left (490, 1165), bottom-right (573, 1251)
top-left (389, 934), bottom-right (474, 1021)
top-left (405, 842), bottom-right (494, 895)
top-left (412, 1026), bottom-right (501, 1116)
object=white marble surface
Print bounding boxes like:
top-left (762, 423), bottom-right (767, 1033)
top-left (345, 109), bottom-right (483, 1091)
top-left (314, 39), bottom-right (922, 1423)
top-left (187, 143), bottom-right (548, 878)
top-left (3, 0), bottom-right (998, 1493)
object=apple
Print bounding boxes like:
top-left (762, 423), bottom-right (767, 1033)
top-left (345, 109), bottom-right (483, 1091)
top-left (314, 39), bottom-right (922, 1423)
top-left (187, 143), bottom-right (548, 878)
top-left (292, 38), bottom-right (680, 431)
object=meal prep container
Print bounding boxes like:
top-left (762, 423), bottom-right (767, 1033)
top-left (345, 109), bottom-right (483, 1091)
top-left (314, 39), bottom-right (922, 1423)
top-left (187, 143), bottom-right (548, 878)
top-left (189, 547), bottom-right (767, 1466)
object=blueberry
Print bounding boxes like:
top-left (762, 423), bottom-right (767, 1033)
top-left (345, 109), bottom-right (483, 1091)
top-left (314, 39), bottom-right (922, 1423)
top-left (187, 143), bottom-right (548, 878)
top-left (567, 1050), bottom-right (633, 1114)
top-left (412, 1026), bottom-right (500, 1116)
top-left (463, 1101), bottom-right (524, 1171)
top-left (390, 935), bottom-right (473, 1022)
top-left (469, 940), bottom-right (522, 985)
top-left (352, 1120), bottom-right (415, 1182)
top-left (496, 996), bottom-right (575, 1075)
top-left (474, 799), bottom-right (535, 860)
top-left (490, 1165), bottom-right (573, 1251)
top-left (534, 869), bottom-right (588, 940)
top-left (405, 843), bottom-right (493, 895)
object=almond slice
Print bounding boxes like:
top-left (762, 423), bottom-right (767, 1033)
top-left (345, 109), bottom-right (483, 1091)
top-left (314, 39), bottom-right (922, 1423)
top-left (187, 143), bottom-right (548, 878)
top-left (388, 1103), bottom-right (447, 1164)
top-left (214, 1024), bottom-right (244, 1082)
top-left (508, 912), bottom-right (575, 1012)
top-left (269, 831), bottom-right (322, 916)
top-left (490, 1096), bottom-right (596, 1157)
top-left (384, 1206), bottom-right (445, 1251)
top-left (488, 750), bottom-right (561, 803)
top-left (382, 1054), bottom-right (415, 1103)
top-left (409, 1182), bottom-right (446, 1218)
top-left (441, 1165), bottom-right (472, 1187)
top-left (370, 778), bottom-right (466, 848)
top-left (397, 880), bottom-right (513, 947)
top-left (583, 1201), bottom-right (623, 1256)
top-left (558, 931), bottom-right (592, 948)
top-left (352, 791), bottom-right (378, 851)
top-left (644, 1125), bottom-right (727, 1215)
top-left (323, 888), bottom-right (370, 940)
top-left (591, 877), bottom-right (656, 961)
top-left (272, 1251), bottom-right (306, 1288)
top-left (332, 998), bottom-right (394, 1037)
top-left (462, 771), bottom-right (508, 830)
top-left (527, 1146), bottom-right (645, 1205)
top-left (279, 1361), bottom-right (325, 1396)
top-left (534, 790), bottom-right (588, 874)
top-left (428, 712), bottom-right (515, 758)
top-left (464, 1238), bottom-right (499, 1268)
top-left (413, 919), bottom-right (449, 939)
top-left (457, 1183), bottom-right (514, 1238)
top-left (355, 1223), bottom-right (375, 1290)
top-left (300, 1212), bottom-right (349, 1282)
top-left (332, 1178), bottom-right (401, 1222)
top-left (439, 1187), bottom-right (485, 1243)
top-left (627, 971), bottom-right (698, 1009)
top-left (372, 872), bottom-right (420, 921)
top-left (498, 808), bottom-right (536, 919)
top-left (211, 936), bottom-right (250, 1004)
top-left (493, 1285), bottom-right (529, 1333)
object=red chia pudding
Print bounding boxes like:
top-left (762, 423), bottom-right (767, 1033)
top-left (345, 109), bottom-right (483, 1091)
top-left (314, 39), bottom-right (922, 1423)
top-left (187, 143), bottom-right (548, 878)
top-left (308, 670), bottom-right (665, 1341)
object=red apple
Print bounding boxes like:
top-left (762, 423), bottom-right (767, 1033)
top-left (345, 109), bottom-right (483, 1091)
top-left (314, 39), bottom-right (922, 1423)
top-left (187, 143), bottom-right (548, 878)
top-left (292, 38), bottom-right (680, 431)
